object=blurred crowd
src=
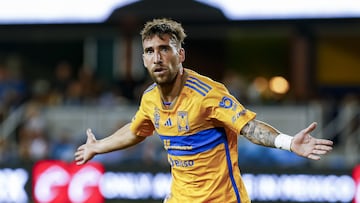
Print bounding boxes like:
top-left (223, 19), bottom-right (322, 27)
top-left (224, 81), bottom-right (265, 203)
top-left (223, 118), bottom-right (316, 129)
top-left (0, 58), bottom-right (151, 166)
top-left (0, 57), bottom-right (358, 169)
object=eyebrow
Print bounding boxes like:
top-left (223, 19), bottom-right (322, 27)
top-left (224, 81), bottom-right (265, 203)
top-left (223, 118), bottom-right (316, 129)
top-left (144, 44), bottom-right (171, 52)
top-left (159, 45), bottom-right (171, 49)
top-left (144, 47), bottom-right (153, 52)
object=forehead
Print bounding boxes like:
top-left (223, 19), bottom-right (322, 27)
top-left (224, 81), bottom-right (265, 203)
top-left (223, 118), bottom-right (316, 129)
top-left (142, 34), bottom-right (173, 48)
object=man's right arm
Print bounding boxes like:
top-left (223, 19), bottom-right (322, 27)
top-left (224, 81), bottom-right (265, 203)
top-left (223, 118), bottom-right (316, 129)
top-left (74, 122), bottom-right (146, 165)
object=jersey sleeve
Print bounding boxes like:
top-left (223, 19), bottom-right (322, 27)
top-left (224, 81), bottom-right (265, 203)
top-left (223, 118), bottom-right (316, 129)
top-left (204, 83), bottom-right (256, 135)
top-left (130, 98), bottom-right (155, 137)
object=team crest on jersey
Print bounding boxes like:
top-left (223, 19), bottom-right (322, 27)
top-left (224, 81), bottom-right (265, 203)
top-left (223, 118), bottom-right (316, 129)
top-left (154, 107), bottom-right (160, 129)
top-left (177, 111), bottom-right (189, 132)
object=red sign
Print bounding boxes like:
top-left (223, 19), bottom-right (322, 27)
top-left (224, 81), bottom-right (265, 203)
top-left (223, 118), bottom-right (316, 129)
top-left (32, 160), bottom-right (104, 203)
top-left (354, 165), bottom-right (360, 203)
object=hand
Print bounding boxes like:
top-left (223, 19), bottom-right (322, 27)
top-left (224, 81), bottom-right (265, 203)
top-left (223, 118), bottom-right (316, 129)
top-left (74, 128), bottom-right (98, 165)
top-left (291, 122), bottom-right (333, 160)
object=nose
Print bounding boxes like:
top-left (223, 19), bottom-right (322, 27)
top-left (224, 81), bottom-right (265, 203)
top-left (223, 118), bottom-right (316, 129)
top-left (153, 51), bottom-right (162, 64)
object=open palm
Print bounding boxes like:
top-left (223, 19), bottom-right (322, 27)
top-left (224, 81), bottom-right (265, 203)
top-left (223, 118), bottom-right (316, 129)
top-left (291, 122), bottom-right (333, 160)
top-left (74, 128), bottom-right (97, 165)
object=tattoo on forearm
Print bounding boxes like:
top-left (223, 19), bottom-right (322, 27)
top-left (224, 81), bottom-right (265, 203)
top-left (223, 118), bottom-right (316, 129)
top-left (241, 120), bottom-right (279, 147)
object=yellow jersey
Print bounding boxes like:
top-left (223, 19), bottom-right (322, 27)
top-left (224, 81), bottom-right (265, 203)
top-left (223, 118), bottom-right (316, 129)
top-left (130, 69), bottom-right (256, 203)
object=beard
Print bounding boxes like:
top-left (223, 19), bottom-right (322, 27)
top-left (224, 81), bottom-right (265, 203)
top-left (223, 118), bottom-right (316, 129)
top-left (149, 67), bottom-right (178, 86)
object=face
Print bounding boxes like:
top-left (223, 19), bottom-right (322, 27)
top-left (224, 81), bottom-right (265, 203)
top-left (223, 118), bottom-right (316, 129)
top-left (142, 34), bottom-right (185, 85)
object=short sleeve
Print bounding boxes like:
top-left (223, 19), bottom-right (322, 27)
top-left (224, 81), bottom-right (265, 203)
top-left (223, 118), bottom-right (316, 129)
top-left (130, 101), bottom-right (155, 137)
top-left (205, 83), bottom-right (256, 135)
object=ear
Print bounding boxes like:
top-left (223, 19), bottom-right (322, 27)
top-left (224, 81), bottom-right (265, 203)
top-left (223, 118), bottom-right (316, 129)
top-left (178, 48), bottom-right (185, 63)
top-left (142, 54), bottom-right (147, 68)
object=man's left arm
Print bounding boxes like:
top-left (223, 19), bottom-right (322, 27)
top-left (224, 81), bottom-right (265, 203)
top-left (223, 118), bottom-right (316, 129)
top-left (240, 119), bottom-right (333, 160)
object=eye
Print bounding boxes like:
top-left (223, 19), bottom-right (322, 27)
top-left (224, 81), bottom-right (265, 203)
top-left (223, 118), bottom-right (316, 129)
top-left (145, 49), bottom-right (154, 55)
top-left (159, 46), bottom-right (170, 54)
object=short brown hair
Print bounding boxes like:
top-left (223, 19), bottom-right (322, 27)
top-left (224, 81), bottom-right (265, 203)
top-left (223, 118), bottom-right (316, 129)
top-left (140, 18), bottom-right (187, 47)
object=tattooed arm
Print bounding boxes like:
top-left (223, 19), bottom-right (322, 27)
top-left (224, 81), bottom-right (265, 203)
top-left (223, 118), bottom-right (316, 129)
top-left (240, 119), bottom-right (279, 147)
top-left (240, 119), bottom-right (334, 160)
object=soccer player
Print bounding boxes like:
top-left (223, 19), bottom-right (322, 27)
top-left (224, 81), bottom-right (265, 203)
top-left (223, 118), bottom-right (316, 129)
top-left (74, 18), bottom-right (333, 203)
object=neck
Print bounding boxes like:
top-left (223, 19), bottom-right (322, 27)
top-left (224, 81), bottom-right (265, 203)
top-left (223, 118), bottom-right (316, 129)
top-left (159, 69), bottom-right (187, 102)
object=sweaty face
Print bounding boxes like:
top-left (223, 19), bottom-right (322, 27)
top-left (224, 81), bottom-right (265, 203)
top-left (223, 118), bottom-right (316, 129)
top-left (142, 34), bottom-right (184, 85)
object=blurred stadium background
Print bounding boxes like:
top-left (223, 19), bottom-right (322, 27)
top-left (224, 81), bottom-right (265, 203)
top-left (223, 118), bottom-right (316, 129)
top-left (0, 0), bottom-right (359, 202)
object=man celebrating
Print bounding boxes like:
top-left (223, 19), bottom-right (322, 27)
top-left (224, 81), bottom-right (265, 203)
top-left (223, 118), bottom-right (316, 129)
top-left (75, 18), bottom-right (333, 203)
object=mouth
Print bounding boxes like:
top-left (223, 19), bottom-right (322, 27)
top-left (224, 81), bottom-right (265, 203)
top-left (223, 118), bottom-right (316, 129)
top-left (153, 67), bottom-right (167, 75)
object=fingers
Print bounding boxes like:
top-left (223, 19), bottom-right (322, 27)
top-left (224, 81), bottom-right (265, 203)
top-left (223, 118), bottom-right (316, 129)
top-left (74, 146), bottom-right (84, 165)
top-left (74, 155), bottom-right (84, 165)
top-left (86, 128), bottom-right (96, 143)
top-left (307, 154), bottom-right (321, 161)
top-left (312, 149), bottom-right (329, 155)
top-left (307, 141), bottom-right (333, 160)
top-left (315, 143), bottom-right (333, 151)
top-left (74, 156), bottom-right (84, 165)
top-left (293, 122), bottom-right (334, 161)
top-left (310, 147), bottom-right (332, 157)
top-left (74, 129), bottom-right (95, 165)
top-left (304, 122), bottom-right (317, 134)
top-left (307, 149), bottom-right (329, 160)
top-left (316, 138), bottom-right (333, 146)
top-left (75, 159), bottom-right (85, 165)
top-left (313, 138), bottom-right (334, 157)
top-left (86, 128), bottom-right (92, 136)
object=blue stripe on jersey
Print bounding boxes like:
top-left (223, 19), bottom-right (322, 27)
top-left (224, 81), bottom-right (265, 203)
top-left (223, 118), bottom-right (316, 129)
top-left (186, 78), bottom-right (211, 94)
top-left (160, 128), bottom-right (242, 202)
top-left (184, 83), bottom-right (206, 96)
top-left (188, 76), bottom-right (212, 92)
top-left (223, 134), bottom-right (241, 203)
top-left (158, 128), bottom-right (226, 156)
top-left (184, 76), bottom-right (212, 96)
top-left (143, 83), bottom-right (157, 94)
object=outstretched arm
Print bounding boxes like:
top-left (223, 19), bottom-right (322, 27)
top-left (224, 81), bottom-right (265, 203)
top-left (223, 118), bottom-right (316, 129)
top-left (74, 123), bottom-right (146, 165)
top-left (240, 119), bottom-right (333, 160)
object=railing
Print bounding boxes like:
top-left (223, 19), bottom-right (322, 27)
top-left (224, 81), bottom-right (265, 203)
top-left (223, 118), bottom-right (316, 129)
top-left (0, 103), bottom-right (26, 140)
top-left (0, 103), bottom-right (358, 167)
top-left (321, 102), bottom-right (360, 166)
